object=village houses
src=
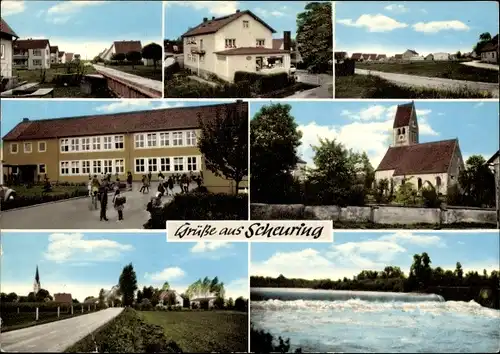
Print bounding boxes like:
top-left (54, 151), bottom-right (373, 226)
top-left (99, 40), bottom-right (154, 66)
top-left (13, 39), bottom-right (51, 70)
top-left (50, 46), bottom-right (59, 64)
top-left (479, 34), bottom-right (499, 63)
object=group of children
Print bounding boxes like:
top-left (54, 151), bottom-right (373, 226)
top-left (87, 174), bottom-right (126, 222)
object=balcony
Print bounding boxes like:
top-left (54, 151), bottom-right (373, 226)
top-left (13, 53), bottom-right (29, 59)
top-left (190, 47), bottom-right (205, 55)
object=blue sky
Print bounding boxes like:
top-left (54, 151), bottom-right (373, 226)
top-left (250, 100), bottom-right (499, 168)
top-left (0, 232), bottom-right (248, 302)
top-left (251, 231), bottom-right (500, 281)
top-left (164, 1), bottom-right (316, 39)
top-left (336, 1), bottom-right (499, 56)
top-left (1, 100), bottom-right (236, 140)
top-left (1, 1), bottom-right (162, 59)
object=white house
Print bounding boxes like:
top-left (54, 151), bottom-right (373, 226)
top-left (58, 51), bottom-right (65, 64)
top-left (50, 46), bottom-right (59, 64)
top-left (424, 54), bottom-right (434, 61)
top-left (182, 9), bottom-right (291, 82)
top-left (402, 49), bottom-right (419, 60)
top-left (479, 35), bottom-right (499, 64)
top-left (433, 52), bottom-right (450, 61)
top-left (13, 39), bottom-right (51, 70)
top-left (1, 18), bottom-right (19, 79)
top-left (100, 40), bottom-right (143, 61)
top-left (375, 102), bottom-right (464, 195)
top-left (409, 55), bottom-right (425, 61)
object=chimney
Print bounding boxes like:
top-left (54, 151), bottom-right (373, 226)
top-left (203, 17), bottom-right (208, 22)
top-left (283, 31), bottom-right (291, 51)
top-left (23, 118), bottom-right (30, 122)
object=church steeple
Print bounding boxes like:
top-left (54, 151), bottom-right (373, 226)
top-left (393, 101), bottom-right (419, 147)
top-left (34, 265), bottom-right (41, 294)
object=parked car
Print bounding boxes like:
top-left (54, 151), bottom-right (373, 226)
top-left (0, 185), bottom-right (16, 202)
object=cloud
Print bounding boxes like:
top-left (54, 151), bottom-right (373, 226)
top-left (384, 4), bottom-right (408, 13)
top-left (337, 14), bottom-right (408, 32)
top-left (165, 1), bottom-right (239, 16)
top-left (190, 241), bottom-right (231, 253)
top-left (1, 0), bottom-right (25, 16)
top-left (95, 100), bottom-right (184, 113)
top-left (47, 1), bottom-right (105, 14)
top-left (44, 233), bottom-right (134, 263)
top-left (378, 231), bottom-right (446, 247)
top-left (255, 7), bottom-right (287, 18)
top-left (225, 277), bottom-right (249, 299)
top-left (145, 267), bottom-right (186, 282)
top-left (412, 20), bottom-right (470, 33)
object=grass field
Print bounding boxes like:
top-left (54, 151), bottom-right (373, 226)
top-left (335, 74), bottom-right (493, 98)
top-left (356, 61), bottom-right (499, 83)
top-left (110, 65), bottom-right (162, 81)
top-left (139, 310), bottom-right (248, 353)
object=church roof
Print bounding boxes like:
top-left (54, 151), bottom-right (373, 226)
top-left (393, 102), bottom-right (414, 128)
top-left (376, 139), bottom-right (458, 176)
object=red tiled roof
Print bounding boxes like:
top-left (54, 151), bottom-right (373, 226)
top-left (65, 53), bottom-right (74, 61)
top-left (272, 39), bottom-right (284, 50)
top-left (54, 293), bottom-right (73, 303)
top-left (480, 41), bottom-right (498, 52)
top-left (14, 39), bottom-right (50, 50)
top-left (335, 51), bottom-right (347, 59)
top-left (50, 46), bottom-right (59, 53)
top-left (351, 53), bottom-right (362, 59)
top-left (114, 40), bottom-right (142, 54)
top-left (0, 18), bottom-right (18, 38)
top-left (376, 139), bottom-right (458, 175)
top-left (376, 54), bottom-right (387, 59)
top-left (182, 10), bottom-right (275, 37)
top-left (393, 102), bottom-right (414, 128)
top-left (362, 54), bottom-right (370, 60)
top-left (3, 102), bottom-right (248, 141)
top-left (214, 47), bottom-right (289, 55)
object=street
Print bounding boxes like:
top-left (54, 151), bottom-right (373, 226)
top-left (289, 70), bottom-right (333, 98)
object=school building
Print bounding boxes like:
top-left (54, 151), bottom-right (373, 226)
top-left (1, 101), bottom-right (248, 194)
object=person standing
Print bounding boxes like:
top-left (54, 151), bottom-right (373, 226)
top-left (99, 186), bottom-right (109, 221)
top-left (139, 175), bottom-right (146, 193)
top-left (167, 176), bottom-right (174, 196)
top-left (113, 189), bottom-right (125, 222)
top-left (126, 171), bottom-right (133, 191)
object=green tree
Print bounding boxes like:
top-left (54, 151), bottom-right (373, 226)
top-left (455, 262), bottom-right (464, 280)
top-left (234, 296), bottom-right (247, 312)
top-left (226, 297), bottom-right (234, 309)
top-left (98, 288), bottom-right (105, 305)
top-left (459, 155), bottom-right (496, 207)
top-left (36, 289), bottom-right (52, 302)
top-left (359, 152), bottom-right (375, 191)
top-left (456, 51), bottom-right (462, 59)
top-left (197, 103), bottom-right (248, 194)
top-left (111, 53), bottom-right (126, 62)
top-left (136, 289), bottom-right (143, 304)
top-left (374, 178), bottom-right (389, 203)
top-left (162, 282), bottom-right (170, 290)
top-left (141, 42), bottom-right (162, 70)
top-left (395, 177), bottom-right (418, 205)
top-left (126, 50), bottom-right (142, 68)
top-left (142, 286), bottom-right (155, 300)
top-left (118, 263), bottom-right (138, 307)
top-left (296, 2), bottom-right (332, 70)
top-left (473, 32), bottom-right (492, 54)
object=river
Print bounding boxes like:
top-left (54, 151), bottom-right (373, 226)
top-left (251, 288), bottom-right (500, 353)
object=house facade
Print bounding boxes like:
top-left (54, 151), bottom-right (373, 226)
top-left (182, 10), bottom-right (291, 82)
top-left (425, 54), bottom-right (434, 61)
top-left (58, 51), bottom-right (65, 64)
top-left (402, 49), bottom-right (419, 60)
top-left (50, 46), bottom-right (59, 64)
top-left (433, 52), bottom-right (450, 61)
top-left (1, 18), bottom-right (19, 79)
top-left (375, 102), bottom-right (464, 195)
top-left (479, 36), bottom-right (499, 64)
top-left (65, 52), bottom-right (73, 63)
top-left (101, 40), bottom-right (143, 61)
top-left (54, 293), bottom-right (73, 303)
top-left (13, 39), bottom-right (51, 70)
top-left (2, 102), bottom-right (248, 194)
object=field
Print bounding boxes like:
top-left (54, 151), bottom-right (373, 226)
top-left (110, 65), bottom-right (162, 81)
top-left (335, 74), bottom-right (493, 98)
top-left (355, 61), bottom-right (499, 83)
top-left (139, 310), bottom-right (248, 353)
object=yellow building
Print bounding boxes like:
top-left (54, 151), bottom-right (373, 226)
top-left (2, 101), bottom-right (248, 194)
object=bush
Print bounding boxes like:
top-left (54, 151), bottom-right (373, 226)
top-left (422, 186), bottom-right (441, 208)
top-left (1, 189), bottom-right (89, 211)
top-left (234, 71), bottom-right (289, 94)
top-left (250, 325), bottom-right (301, 353)
top-left (165, 61), bottom-right (180, 80)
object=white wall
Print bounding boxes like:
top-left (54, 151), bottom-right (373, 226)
top-left (433, 53), bottom-right (450, 61)
top-left (215, 13), bottom-right (273, 51)
top-left (375, 169), bottom-right (454, 195)
top-left (184, 33), bottom-right (216, 76)
top-left (0, 38), bottom-right (13, 77)
top-left (102, 44), bottom-right (115, 61)
top-left (28, 44), bottom-right (51, 70)
top-left (481, 51), bottom-right (498, 63)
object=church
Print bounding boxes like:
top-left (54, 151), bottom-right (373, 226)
top-left (375, 102), bottom-right (464, 195)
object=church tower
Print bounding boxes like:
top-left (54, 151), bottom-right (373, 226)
top-left (33, 265), bottom-right (41, 294)
top-left (392, 101), bottom-right (419, 147)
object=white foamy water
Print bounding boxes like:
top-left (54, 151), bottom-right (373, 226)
top-left (251, 291), bottom-right (500, 353)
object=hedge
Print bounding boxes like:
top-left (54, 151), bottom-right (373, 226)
top-left (0, 189), bottom-right (89, 211)
top-left (234, 71), bottom-right (289, 94)
top-left (65, 308), bottom-right (182, 353)
top-left (165, 61), bottom-right (180, 80)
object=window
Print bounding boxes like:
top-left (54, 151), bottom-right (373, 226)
top-left (172, 132), bottom-right (183, 146)
top-left (103, 136), bottom-right (113, 150)
top-left (147, 133), bottom-right (157, 147)
top-left (92, 160), bottom-right (102, 174)
top-left (200, 39), bottom-right (204, 50)
top-left (397, 128), bottom-right (401, 135)
top-left (243, 20), bottom-right (249, 28)
top-left (186, 131), bottom-right (197, 146)
top-left (115, 159), bottom-right (125, 174)
top-left (225, 38), bottom-right (236, 48)
top-left (82, 160), bottom-right (91, 175)
top-left (436, 176), bottom-right (442, 187)
top-left (38, 141), bottom-right (46, 152)
top-left (160, 157), bottom-right (170, 172)
top-left (135, 158), bottom-right (145, 173)
top-left (24, 142), bottom-right (32, 153)
top-left (11, 166), bottom-right (18, 174)
top-left (187, 157), bottom-right (198, 171)
top-left (174, 157), bottom-right (184, 171)
top-left (148, 158), bottom-right (158, 172)
top-left (187, 53), bottom-right (192, 62)
top-left (103, 160), bottom-right (113, 174)
top-left (135, 134), bottom-right (145, 148)
top-left (38, 164), bottom-right (46, 174)
top-left (402, 127), bottom-right (406, 134)
top-left (81, 138), bottom-right (91, 151)
top-left (115, 135), bottom-right (124, 149)
top-left (33, 49), bottom-right (41, 56)
top-left (1, 44), bottom-right (4, 59)
top-left (60, 161), bottom-right (69, 175)
top-left (71, 161), bottom-right (80, 175)
top-left (60, 139), bottom-right (69, 152)
top-left (10, 143), bottom-right (18, 154)
top-left (159, 132), bottom-right (170, 147)
top-left (32, 59), bottom-right (42, 66)
top-left (256, 39), bottom-right (265, 47)
top-left (70, 138), bottom-right (80, 152)
top-left (417, 178), bottom-right (422, 190)
top-left (92, 137), bottom-right (101, 150)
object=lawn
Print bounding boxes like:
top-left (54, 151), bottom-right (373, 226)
top-left (356, 61), bottom-right (499, 83)
top-left (110, 65), bottom-right (162, 81)
top-left (335, 74), bottom-right (493, 98)
top-left (139, 310), bottom-right (248, 353)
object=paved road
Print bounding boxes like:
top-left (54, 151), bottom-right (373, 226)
top-left (289, 70), bottom-right (333, 98)
top-left (0, 182), bottom-right (193, 230)
top-left (355, 68), bottom-right (499, 97)
top-left (0, 307), bottom-right (123, 352)
top-left (93, 64), bottom-right (163, 92)
top-left (460, 60), bottom-right (499, 71)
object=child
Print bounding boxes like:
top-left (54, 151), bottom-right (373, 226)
top-left (167, 176), bottom-right (174, 196)
top-left (157, 181), bottom-right (165, 198)
top-left (113, 189), bottom-right (126, 221)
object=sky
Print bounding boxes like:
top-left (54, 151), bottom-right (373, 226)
top-left (336, 1), bottom-right (499, 56)
top-left (249, 100), bottom-right (499, 169)
top-left (1, 100), bottom-right (236, 139)
top-left (251, 231), bottom-right (500, 281)
top-left (164, 1), bottom-right (315, 39)
top-left (0, 232), bottom-right (249, 302)
top-left (1, 0), bottom-right (162, 59)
